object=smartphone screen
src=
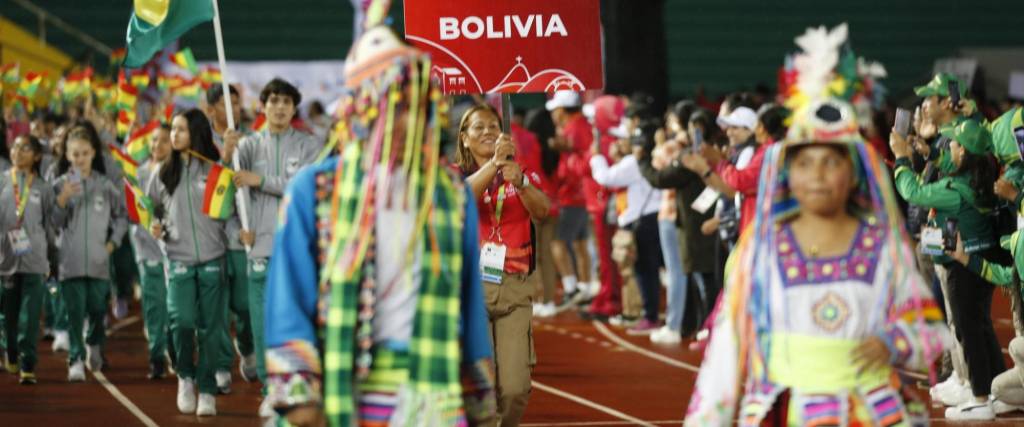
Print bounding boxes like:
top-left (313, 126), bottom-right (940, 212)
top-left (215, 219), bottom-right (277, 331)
top-left (692, 128), bottom-right (703, 152)
top-left (944, 218), bottom-right (958, 251)
top-left (894, 108), bottom-right (911, 138)
top-left (948, 80), bottom-right (961, 107)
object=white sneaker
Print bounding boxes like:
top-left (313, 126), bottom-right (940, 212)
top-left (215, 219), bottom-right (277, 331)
top-left (86, 345), bottom-right (104, 371)
top-left (68, 360), bottom-right (86, 382)
top-left (177, 378), bottom-right (197, 414)
top-left (944, 400), bottom-right (994, 420)
top-left (259, 397), bottom-right (277, 418)
top-left (534, 302), bottom-right (556, 318)
top-left (936, 382), bottom-right (972, 407)
top-left (215, 370), bottom-right (232, 394)
top-left (196, 393), bottom-right (217, 416)
top-left (650, 326), bottom-right (682, 344)
top-left (992, 399), bottom-right (1024, 415)
top-left (52, 331), bottom-right (70, 353)
top-left (930, 372), bottom-right (962, 399)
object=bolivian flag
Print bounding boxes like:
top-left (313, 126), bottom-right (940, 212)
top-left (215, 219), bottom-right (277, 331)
top-left (172, 48), bottom-right (199, 75)
top-left (125, 1), bottom-right (213, 69)
top-left (173, 77), bottom-right (202, 101)
top-left (124, 178), bottom-right (153, 229)
top-left (251, 113), bottom-right (267, 132)
top-left (62, 68), bottom-right (93, 101)
top-left (117, 109), bottom-right (136, 140)
top-left (117, 78), bottom-right (139, 110)
top-left (110, 48), bottom-right (127, 67)
top-left (131, 71), bottom-right (151, 92)
top-left (109, 143), bottom-right (139, 183)
top-left (94, 82), bottom-right (117, 112)
top-left (17, 72), bottom-right (45, 99)
top-left (199, 66), bottom-right (221, 89)
top-left (202, 163), bottom-right (235, 219)
top-left (126, 120), bottom-right (159, 162)
top-left (1, 63), bottom-right (19, 91)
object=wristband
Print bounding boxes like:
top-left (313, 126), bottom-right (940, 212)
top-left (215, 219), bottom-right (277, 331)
top-left (702, 169), bottom-right (713, 179)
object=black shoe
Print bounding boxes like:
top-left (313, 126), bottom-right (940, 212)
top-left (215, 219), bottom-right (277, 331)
top-left (147, 360), bottom-right (166, 380)
top-left (577, 309), bottom-right (609, 322)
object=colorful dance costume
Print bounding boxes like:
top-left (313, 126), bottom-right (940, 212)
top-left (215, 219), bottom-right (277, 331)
top-left (685, 24), bottom-right (951, 427)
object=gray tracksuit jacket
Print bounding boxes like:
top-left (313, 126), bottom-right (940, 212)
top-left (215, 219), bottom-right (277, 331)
top-left (0, 170), bottom-right (57, 277)
top-left (52, 172), bottom-right (127, 281)
top-left (130, 162), bottom-right (163, 263)
top-left (147, 157), bottom-right (227, 266)
top-left (237, 127), bottom-right (322, 259)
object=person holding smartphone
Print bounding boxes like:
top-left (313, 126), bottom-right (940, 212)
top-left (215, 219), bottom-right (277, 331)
top-left (891, 120), bottom-right (1006, 421)
top-left (457, 104), bottom-right (550, 426)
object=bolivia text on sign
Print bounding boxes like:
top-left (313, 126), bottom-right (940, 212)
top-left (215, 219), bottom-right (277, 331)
top-left (404, 0), bottom-right (602, 95)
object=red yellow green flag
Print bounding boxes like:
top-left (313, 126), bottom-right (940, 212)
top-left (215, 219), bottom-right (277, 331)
top-left (198, 66), bottom-right (221, 89)
top-left (110, 48), bottom-right (127, 67)
top-left (202, 163), bottom-right (236, 219)
top-left (126, 120), bottom-right (159, 162)
top-left (17, 72), bottom-right (45, 99)
top-left (62, 68), bottom-right (93, 101)
top-left (117, 109), bottom-right (136, 140)
top-left (109, 143), bottom-right (139, 183)
top-left (1, 63), bottom-right (19, 88)
top-left (123, 178), bottom-right (153, 229)
top-left (171, 47), bottom-right (199, 75)
top-left (117, 72), bottom-right (139, 109)
top-left (173, 77), bottom-right (202, 101)
top-left (93, 81), bottom-right (117, 112)
top-left (130, 71), bottom-right (150, 92)
top-left (251, 113), bottom-right (267, 133)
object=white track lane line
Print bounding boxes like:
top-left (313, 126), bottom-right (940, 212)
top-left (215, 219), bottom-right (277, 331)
top-left (94, 316), bottom-right (160, 427)
top-left (532, 380), bottom-right (660, 427)
top-left (93, 370), bottom-right (160, 427)
top-left (591, 321), bottom-right (699, 372)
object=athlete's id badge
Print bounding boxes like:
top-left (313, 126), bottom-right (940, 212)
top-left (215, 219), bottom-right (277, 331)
top-left (480, 242), bottom-right (507, 284)
top-left (920, 226), bottom-right (945, 256)
top-left (8, 228), bottom-right (31, 256)
top-left (691, 187), bottom-right (720, 214)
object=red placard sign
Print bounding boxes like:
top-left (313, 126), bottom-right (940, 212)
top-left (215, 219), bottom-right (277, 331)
top-left (403, 0), bottom-right (603, 94)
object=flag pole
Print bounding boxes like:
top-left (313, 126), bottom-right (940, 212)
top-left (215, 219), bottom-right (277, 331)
top-left (211, 0), bottom-right (252, 253)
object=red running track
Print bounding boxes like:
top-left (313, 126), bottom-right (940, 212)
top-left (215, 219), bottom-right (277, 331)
top-left (1, 291), bottom-right (1022, 426)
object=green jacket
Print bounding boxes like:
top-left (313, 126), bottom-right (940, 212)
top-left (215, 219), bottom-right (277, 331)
top-left (894, 158), bottom-right (995, 263)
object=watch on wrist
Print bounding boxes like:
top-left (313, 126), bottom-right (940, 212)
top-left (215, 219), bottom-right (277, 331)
top-left (702, 169), bottom-right (713, 179)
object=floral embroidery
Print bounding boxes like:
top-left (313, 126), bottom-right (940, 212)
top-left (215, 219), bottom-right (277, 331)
top-left (811, 291), bottom-right (851, 332)
top-left (777, 221), bottom-right (884, 287)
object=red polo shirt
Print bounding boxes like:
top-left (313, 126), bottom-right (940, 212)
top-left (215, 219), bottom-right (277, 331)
top-left (477, 169), bottom-right (544, 274)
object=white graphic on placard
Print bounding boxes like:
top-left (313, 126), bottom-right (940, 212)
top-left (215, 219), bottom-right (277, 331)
top-left (406, 35), bottom-right (585, 94)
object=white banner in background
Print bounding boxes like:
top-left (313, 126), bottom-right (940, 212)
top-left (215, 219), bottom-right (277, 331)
top-left (200, 60), bottom-right (347, 113)
top-left (933, 58), bottom-right (978, 88)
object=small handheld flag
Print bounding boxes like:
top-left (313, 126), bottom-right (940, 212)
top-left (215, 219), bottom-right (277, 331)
top-left (202, 163), bottom-right (236, 219)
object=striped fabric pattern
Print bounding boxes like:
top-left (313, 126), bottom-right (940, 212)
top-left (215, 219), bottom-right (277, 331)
top-left (322, 141), bottom-right (466, 426)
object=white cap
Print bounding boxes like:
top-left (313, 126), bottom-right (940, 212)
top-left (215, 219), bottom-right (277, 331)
top-left (608, 120), bottom-right (639, 139)
top-left (582, 103), bottom-right (596, 120)
top-left (716, 106), bottom-right (757, 130)
top-left (545, 90), bottom-right (582, 111)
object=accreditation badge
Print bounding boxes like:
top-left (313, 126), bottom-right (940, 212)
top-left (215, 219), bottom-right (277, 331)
top-left (9, 228), bottom-right (31, 256)
top-left (480, 242), bottom-right (507, 284)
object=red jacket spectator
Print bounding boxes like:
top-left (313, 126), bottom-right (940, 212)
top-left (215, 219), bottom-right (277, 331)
top-left (714, 140), bottom-right (775, 233)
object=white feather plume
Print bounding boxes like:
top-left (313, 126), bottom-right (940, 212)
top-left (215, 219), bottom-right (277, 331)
top-left (792, 23), bottom-right (848, 101)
